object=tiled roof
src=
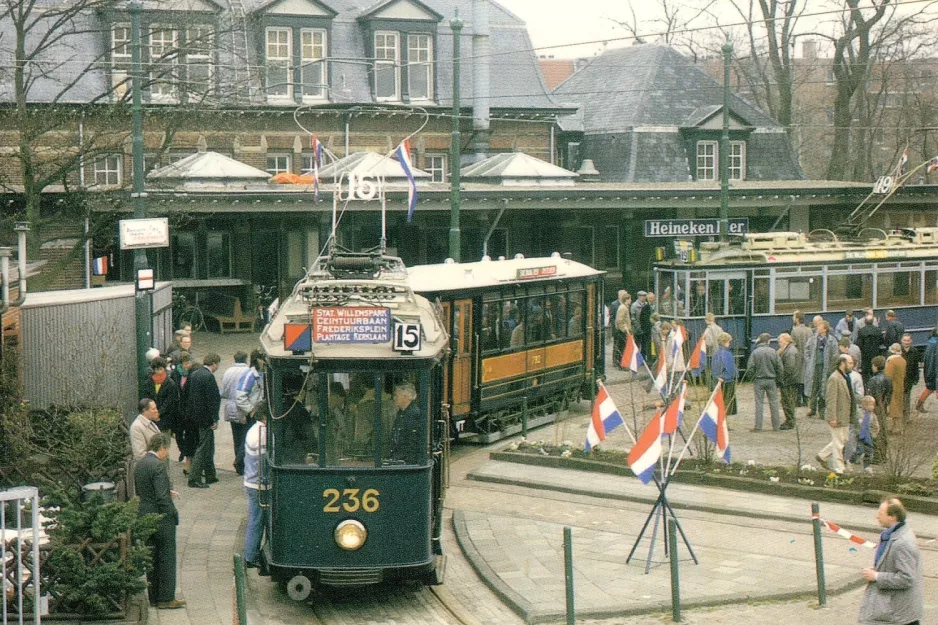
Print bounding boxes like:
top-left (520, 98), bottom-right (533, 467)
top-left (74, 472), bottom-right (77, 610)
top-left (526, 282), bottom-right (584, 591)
top-left (0, 0), bottom-right (565, 112)
top-left (538, 59), bottom-right (576, 92)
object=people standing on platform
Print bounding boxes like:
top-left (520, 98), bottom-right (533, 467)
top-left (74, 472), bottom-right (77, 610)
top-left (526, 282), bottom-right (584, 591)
top-left (748, 333), bottom-right (782, 432)
top-left (243, 400), bottom-right (268, 569)
top-left (916, 330), bottom-right (938, 412)
top-left (790, 311), bottom-right (813, 404)
top-left (882, 311), bottom-right (905, 353)
top-left (851, 395), bottom-right (880, 474)
top-left (867, 356), bottom-right (892, 429)
top-left (858, 497), bottom-right (923, 625)
top-left (839, 336), bottom-right (863, 378)
top-left (835, 309), bottom-right (858, 342)
top-left (130, 398), bottom-right (161, 460)
top-left (900, 333), bottom-right (920, 420)
top-left (631, 291), bottom-right (647, 357)
top-left (884, 344), bottom-right (907, 434)
top-left (638, 292), bottom-right (654, 358)
top-left (702, 313), bottom-right (723, 382)
top-left (135, 434), bottom-right (185, 610)
top-left (142, 357), bottom-right (179, 440)
top-left (777, 333), bottom-right (802, 430)
top-left (613, 291), bottom-right (631, 369)
top-left (711, 332), bottom-right (737, 415)
top-left (857, 309), bottom-right (883, 382)
top-left (167, 330), bottom-right (192, 368)
top-left (171, 353), bottom-right (197, 473)
top-left (804, 320), bottom-right (839, 418)
top-left (221, 351), bottom-right (251, 475)
top-left (816, 355), bottom-right (855, 474)
top-left (186, 353), bottom-right (221, 489)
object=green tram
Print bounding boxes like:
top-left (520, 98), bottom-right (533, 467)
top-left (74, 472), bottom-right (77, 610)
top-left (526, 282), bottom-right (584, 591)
top-left (408, 254), bottom-right (606, 442)
top-left (258, 251), bottom-right (449, 596)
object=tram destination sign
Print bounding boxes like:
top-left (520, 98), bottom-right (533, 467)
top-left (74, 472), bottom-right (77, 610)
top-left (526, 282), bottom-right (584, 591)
top-left (643, 218), bottom-right (749, 237)
top-left (311, 307), bottom-right (391, 343)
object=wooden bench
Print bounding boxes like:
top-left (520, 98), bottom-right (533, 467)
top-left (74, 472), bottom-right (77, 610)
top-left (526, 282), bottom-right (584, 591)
top-left (201, 293), bottom-right (253, 334)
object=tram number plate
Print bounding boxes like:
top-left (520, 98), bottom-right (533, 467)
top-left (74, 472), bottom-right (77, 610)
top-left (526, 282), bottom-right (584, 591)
top-left (322, 488), bottom-right (380, 513)
top-left (393, 323), bottom-right (422, 352)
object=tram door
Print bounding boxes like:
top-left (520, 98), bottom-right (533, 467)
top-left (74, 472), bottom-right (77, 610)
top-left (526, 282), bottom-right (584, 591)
top-left (707, 271), bottom-right (748, 346)
top-left (442, 300), bottom-right (473, 416)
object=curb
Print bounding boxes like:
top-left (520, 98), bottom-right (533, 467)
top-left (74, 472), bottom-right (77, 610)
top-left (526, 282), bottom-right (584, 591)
top-left (452, 511), bottom-right (866, 624)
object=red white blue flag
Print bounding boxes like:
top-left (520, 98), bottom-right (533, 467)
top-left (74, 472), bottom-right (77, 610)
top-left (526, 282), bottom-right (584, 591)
top-left (584, 385), bottom-right (624, 452)
top-left (620, 332), bottom-right (644, 372)
top-left (699, 380), bottom-right (730, 463)
top-left (396, 139), bottom-right (418, 221)
top-left (311, 135), bottom-right (323, 201)
top-left (92, 256), bottom-right (108, 276)
top-left (688, 335), bottom-right (706, 376)
top-left (628, 410), bottom-right (663, 484)
top-left (663, 382), bottom-right (686, 435)
top-left (652, 356), bottom-right (668, 395)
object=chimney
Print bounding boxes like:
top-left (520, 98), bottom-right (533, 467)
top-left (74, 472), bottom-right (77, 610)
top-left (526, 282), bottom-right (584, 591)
top-left (802, 40), bottom-right (817, 62)
top-left (576, 159), bottom-right (601, 182)
top-left (471, 0), bottom-right (490, 161)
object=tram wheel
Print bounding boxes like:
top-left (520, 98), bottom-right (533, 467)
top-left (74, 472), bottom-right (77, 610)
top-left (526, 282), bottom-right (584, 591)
top-left (286, 574), bottom-right (312, 602)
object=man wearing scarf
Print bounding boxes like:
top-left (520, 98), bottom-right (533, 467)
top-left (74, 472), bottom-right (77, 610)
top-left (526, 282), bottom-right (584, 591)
top-left (859, 497), bottom-right (923, 624)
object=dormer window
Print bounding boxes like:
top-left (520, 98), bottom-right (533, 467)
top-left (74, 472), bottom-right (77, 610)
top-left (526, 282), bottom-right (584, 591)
top-left (259, 0), bottom-right (335, 105)
top-left (301, 29), bottom-right (327, 99)
top-left (149, 26), bottom-right (179, 102)
top-left (374, 31), bottom-right (400, 100)
top-left (407, 34), bottom-right (432, 100)
top-left (111, 25), bottom-right (131, 97)
top-left (266, 27), bottom-right (292, 99)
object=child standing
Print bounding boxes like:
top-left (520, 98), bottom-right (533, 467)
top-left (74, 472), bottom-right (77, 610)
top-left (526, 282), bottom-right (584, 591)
top-left (852, 395), bottom-right (880, 474)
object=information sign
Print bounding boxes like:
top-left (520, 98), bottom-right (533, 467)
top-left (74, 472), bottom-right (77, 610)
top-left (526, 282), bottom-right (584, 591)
top-left (312, 307), bottom-right (391, 343)
top-left (516, 266), bottom-right (558, 280)
top-left (643, 218), bottom-right (749, 237)
top-left (119, 218), bottom-right (170, 250)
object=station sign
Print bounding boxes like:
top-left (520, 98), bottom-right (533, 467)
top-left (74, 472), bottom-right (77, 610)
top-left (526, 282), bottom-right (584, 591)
top-left (119, 218), bottom-right (169, 250)
top-left (643, 218), bottom-right (749, 238)
top-left (311, 307), bottom-right (390, 343)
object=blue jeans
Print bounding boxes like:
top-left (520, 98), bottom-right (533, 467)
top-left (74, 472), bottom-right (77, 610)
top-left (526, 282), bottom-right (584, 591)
top-left (244, 487), bottom-right (267, 564)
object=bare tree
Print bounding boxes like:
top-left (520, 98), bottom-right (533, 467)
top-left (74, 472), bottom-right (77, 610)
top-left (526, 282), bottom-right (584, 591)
top-left (611, 0), bottom-right (717, 59)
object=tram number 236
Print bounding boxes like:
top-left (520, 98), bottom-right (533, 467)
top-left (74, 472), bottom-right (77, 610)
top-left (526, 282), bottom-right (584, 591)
top-left (322, 488), bottom-right (380, 513)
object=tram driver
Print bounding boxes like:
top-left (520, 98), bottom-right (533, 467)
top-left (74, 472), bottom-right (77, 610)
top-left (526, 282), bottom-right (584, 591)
top-left (389, 383), bottom-right (423, 465)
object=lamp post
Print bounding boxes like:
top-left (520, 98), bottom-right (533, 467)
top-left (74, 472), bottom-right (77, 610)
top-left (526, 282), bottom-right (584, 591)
top-left (720, 40), bottom-right (733, 241)
top-left (129, 0), bottom-right (150, 393)
top-left (448, 11), bottom-right (463, 262)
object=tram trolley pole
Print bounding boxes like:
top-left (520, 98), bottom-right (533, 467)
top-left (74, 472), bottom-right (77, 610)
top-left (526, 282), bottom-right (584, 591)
top-left (668, 518), bottom-right (681, 622)
top-left (811, 502), bottom-right (827, 607)
top-left (233, 553), bottom-right (248, 625)
top-left (563, 526), bottom-right (575, 625)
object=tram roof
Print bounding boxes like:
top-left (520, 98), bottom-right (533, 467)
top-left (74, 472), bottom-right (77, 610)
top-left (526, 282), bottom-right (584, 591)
top-left (407, 255), bottom-right (605, 293)
top-left (656, 228), bottom-right (938, 269)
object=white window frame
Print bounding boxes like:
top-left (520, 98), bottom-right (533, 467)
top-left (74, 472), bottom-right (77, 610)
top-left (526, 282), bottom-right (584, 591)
top-left (300, 28), bottom-right (327, 101)
top-left (148, 25), bottom-right (179, 102)
top-left (407, 33), bottom-right (432, 100)
top-left (92, 154), bottom-right (122, 187)
top-left (111, 24), bottom-right (131, 97)
top-left (374, 31), bottom-right (400, 101)
top-left (300, 153), bottom-right (320, 175)
top-left (424, 154), bottom-right (445, 182)
top-left (266, 27), bottom-right (292, 100)
top-left (696, 141), bottom-right (717, 181)
top-left (729, 140), bottom-right (746, 181)
top-left (266, 154), bottom-right (291, 175)
top-left (185, 26), bottom-right (214, 95)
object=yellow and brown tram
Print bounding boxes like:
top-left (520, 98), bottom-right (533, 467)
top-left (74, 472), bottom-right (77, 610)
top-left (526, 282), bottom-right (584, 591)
top-left (408, 254), bottom-right (605, 442)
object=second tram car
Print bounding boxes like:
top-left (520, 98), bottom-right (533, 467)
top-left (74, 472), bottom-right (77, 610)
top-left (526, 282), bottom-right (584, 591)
top-left (408, 254), bottom-right (605, 442)
top-left (258, 251), bottom-right (449, 596)
top-left (654, 228), bottom-right (938, 357)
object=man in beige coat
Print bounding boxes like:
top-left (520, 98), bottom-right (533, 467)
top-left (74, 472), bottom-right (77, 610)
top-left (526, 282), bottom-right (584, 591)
top-left (816, 355), bottom-right (855, 474)
top-left (130, 398), bottom-right (162, 460)
top-left (885, 343), bottom-right (907, 433)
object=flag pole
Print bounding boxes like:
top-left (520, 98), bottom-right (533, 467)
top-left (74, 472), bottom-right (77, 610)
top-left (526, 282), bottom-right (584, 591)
top-left (669, 380), bottom-right (722, 479)
top-left (663, 382), bottom-right (686, 476)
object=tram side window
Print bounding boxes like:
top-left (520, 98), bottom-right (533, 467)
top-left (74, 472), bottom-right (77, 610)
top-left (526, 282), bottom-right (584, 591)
top-left (657, 272), bottom-right (676, 316)
top-left (753, 276), bottom-right (770, 314)
top-left (382, 374), bottom-right (427, 466)
top-left (827, 274), bottom-right (872, 310)
top-left (774, 276), bottom-right (821, 313)
top-left (481, 301), bottom-right (501, 352)
top-left (926, 270), bottom-right (938, 304)
top-left (546, 294), bottom-right (565, 340)
top-left (526, 296), bottom-right (546, 344)
top-left (877, 271), bottom-right (921, 307)
top-left (504, 299), bottom-right (522, 348)
top-left (689, 281), bottom-right (708, 317)
top-left (568, 291), bottom-right (585, 337)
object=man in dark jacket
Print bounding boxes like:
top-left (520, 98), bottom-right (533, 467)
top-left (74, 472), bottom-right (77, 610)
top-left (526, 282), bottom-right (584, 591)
top-left (867, 355), bottom-right (892, 427)
top-left (390, 383), bottom-right (424, 465)
top-left (777, 333), bottom-right (802, 430)
top-left (747, 333), bottom-right (783, 431)
top-left (186, 352), bottom-right (221, 488)
top-left (916, 331), bottom-right (938, 412)
top-left (135, 434), bottom-right (185, 609)
top-left (857, 309), bottom-right (883, 382)
top-left (900, 333), bottom-right (920, 420)
top-left (142, 357), bottom-right (179, 437)
top-left (882, 310), bottom-right (904, 353)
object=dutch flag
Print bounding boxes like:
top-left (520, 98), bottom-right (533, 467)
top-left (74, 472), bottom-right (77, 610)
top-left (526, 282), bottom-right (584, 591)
top-left (663, 382), bottom-right (686, 435)
top-left (628, 410), bottom-right (663, 484)
top-left (620, 332), bottom-right (644, 372)
top-left (584, 385), bottom-right (625, 452)
top-left (652, 357), bottom-right (668, 395)
top-left (699, 380), bottom-right (731, 463)
top-left (92, 256), bottom-right (108, 276)
top-left (396, 139), bottom-right (418, 221)
top-left (689, 335), bottom-right (707, 376)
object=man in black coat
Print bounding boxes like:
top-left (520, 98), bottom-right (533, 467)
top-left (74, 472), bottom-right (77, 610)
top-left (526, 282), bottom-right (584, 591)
top-left (390, 383), bottom-right (424, 465)
top-left (857, 310), bottom-right (884, 382)
top-left (882, 310), bottom-right (904, 353)
top-left (142, 357), bottom-right (179, 436)
top-left (135, 435), bottom-right (185, 609)
top-left (186, 352), bottom-right (221, 488)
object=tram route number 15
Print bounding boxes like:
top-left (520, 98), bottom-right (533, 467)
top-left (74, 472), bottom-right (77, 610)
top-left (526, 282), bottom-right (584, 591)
top-left (323, 488), bottom-right (380, 513)
top-left (393, 322), bottom-right (422, 352)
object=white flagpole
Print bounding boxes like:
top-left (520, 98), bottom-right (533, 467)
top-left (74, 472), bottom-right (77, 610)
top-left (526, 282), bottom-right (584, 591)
top-left (663, 381), bottom-right (686, 475)
top-left (669, 380), bottom-right (722, 479)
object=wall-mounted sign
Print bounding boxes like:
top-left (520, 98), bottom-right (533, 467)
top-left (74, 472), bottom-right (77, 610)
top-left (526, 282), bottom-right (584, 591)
top-left (516, 266), bottom-right (558, 280)
top-left (119, 218), bottom-right (170, 250)
top-left (643, 218), bottom-right (749, 238)
top-left (312, 307), bottom-right (390, 343)
top-left (136, 269), bottom-right (154, 291)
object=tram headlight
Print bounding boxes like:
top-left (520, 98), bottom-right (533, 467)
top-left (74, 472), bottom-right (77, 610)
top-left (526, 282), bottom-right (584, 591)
top-left (334, 519), bottom-right (367, 551)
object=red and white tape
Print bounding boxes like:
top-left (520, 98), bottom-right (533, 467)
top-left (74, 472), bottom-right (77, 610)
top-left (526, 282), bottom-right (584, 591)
top-left (812, 514), bottom-right (876, 549)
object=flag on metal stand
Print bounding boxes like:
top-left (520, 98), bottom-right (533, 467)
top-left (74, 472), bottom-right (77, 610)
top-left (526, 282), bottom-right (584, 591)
top-left (699, 382), bottom-right (731, 463)
top-left (621, 332), bottom-right (644, 372)
top-left (688, 335), bottom-right (706, 377)
top-left (584, 384), bottom-right (625, 452)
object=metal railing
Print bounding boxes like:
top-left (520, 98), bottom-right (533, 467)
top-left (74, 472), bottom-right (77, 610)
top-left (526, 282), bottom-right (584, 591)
top-left (1, 486), bottom-right (41, 625)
